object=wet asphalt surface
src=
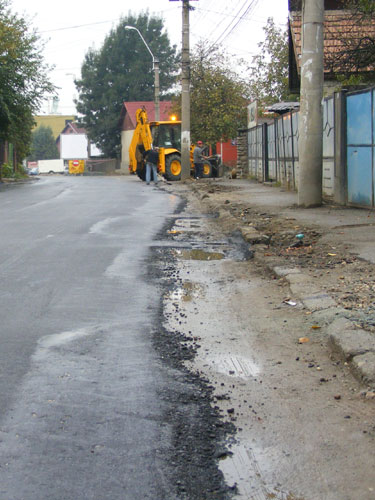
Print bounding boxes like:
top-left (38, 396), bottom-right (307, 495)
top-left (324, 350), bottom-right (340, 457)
top-left (0, 176), bottom-right (237, 499)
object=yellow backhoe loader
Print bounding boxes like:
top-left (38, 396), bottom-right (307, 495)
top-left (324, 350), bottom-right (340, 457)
top-left (128, 107), bottom-right (221, 181)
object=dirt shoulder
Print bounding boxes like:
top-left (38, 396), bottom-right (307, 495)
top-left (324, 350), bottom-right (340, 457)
top-left (158, 180), bottom-right (375, 499)
top-left (163, 177), bottom-right (375, 387)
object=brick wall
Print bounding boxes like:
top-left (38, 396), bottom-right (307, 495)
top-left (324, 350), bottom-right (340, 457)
top-left (236, 130), bottom-right (248, 178)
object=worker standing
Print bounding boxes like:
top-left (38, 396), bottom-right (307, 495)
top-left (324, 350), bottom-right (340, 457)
top-left (143, 146), bottom-right (159, 185)
top-left (193, 140), bottom-right (207, 180)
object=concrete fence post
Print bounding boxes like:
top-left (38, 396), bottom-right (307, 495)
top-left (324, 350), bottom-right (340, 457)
top-left (333, 91), bottom-right (347, 205)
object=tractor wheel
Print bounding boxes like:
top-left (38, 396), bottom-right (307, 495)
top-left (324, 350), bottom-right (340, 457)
top-left (202, 161), bottom-right (213, 178)
top-left (165, 154), bottom-right (181, 181)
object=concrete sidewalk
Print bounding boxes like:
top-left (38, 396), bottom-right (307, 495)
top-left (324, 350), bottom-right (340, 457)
top-left (169, 178), bottom-right (375, 389)
top-left (215, 179), bottom-right (375, 264)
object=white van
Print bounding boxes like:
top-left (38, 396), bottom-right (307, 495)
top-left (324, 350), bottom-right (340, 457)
top-left (38, 159), bottom-right (64, 174)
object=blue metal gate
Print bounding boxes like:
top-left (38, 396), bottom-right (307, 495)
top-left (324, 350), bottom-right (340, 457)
top-left (347, 89), bottom-right (375, 206)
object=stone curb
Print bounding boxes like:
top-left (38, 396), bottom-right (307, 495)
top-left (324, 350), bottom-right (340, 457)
top-left (327, 319), bottom-right (375, 386)
top-left (271, 267), bottom-right (375, 387)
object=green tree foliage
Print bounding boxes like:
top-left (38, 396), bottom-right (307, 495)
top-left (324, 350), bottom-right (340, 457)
top-left (75, 12), bottom-right (179, 158)
top-left (247, 18), bottom-right (294, 108)
top-left (0, 0), bottom-right (55, 159)
top-left (29, 125), bottom-right (59, 161)
top-left (347, 0), bottom-right (375, 19)
top-left (186, 43), bottom-right (249, 144)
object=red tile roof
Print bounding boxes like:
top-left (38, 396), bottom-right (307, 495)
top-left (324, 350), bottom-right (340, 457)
top-left (289, 9), bottom-right (375, 75)
top-left (60, 121), bottom-right (87, 135)
top-left (56, 122), bottom-right (87, 145)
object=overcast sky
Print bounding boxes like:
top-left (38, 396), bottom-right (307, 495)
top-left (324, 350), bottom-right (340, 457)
top-left (9, 0), bottom-right (288, 115)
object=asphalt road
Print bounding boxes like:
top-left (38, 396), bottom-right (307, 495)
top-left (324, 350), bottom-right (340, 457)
top-left (2, 175), bottom-right (375, 500)
top-left (0, 176), bottom-right (230, 500)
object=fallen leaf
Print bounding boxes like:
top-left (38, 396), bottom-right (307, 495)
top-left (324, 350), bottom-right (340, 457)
top-left (327, 253), bottom-right (337, 256)
top-left (298, 337), bottom-right (310, 343)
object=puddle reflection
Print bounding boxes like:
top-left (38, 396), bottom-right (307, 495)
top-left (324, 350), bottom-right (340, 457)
top-left (173, 248), bottom-right (224, 261)
top-left (219, 443), bottom-right (304, 499)
top-left (168, 281), bottom-right (205, 302)
top-left (208, 354), bottom-right (260, 378)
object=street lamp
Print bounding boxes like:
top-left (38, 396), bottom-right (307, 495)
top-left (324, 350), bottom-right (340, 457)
top-left (66, 73), bottom-right (77, 109)
top-left (125, 26), bottom-right (160, 121)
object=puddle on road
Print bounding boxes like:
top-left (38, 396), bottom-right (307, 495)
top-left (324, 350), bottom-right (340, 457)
top-left (220, 442), bottom-right (304, 500)
top-left (34, 327), bottom-right (97, 360)
top-left (173, 248), bottom-right (224, 261)
top-left (167, 281), bottom-right (205, 303)
top-left (89, 216), bottom-right (123, 235)
top-left (207, 354), bottom-right (260, 378)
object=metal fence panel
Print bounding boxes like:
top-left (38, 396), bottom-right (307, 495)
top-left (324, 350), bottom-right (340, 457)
top-left (347, 91), bottom-right (372, 145)
top-left (347, 146), bottom-right (373, 206)
top-left (245, 95), bottom-right (336, 194)
top-left (247, 125), bottom-right (264, 180)
top-left (346, 89), bottom-right (374, 206)
top-left (323, 97), bottom-right (334, 158)
top-left (267, 123), bottom-right (277, 180)
top-left (292, 112), bottom-right (299, 159)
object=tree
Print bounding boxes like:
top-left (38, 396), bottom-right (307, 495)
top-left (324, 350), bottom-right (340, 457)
top-left (181, 43), bottom-right (249, 145)
top-left (247, 18), bottom-right (296, 108)
top-left (75, 12), bottom-right (179, 158)
top-left (0, 0), bottom-right (55, 160)
top-left (29, 126), bottom-right (59, 161)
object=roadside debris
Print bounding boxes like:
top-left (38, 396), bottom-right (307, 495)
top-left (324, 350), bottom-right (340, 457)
top-left (283, 299), bottom-right (297, 306)
top-left (298, 337), bottom-right (310, 344)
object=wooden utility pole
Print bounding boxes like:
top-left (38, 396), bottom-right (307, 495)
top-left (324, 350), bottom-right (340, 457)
top-left (298, 0), bottom-right (324, 207)
top-left (181, 0), bottom-right (191, 180)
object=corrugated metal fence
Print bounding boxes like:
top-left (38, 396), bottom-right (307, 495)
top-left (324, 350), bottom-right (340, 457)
top-left (246, 86), bottom-right (375, 207)
top-left (247, 95), bottom-right (335, 198)
top-left (346, 88), bottom-right (375, 207)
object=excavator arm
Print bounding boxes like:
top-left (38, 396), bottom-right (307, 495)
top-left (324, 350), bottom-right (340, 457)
top-left (128, 107), bottom-right (153, 175)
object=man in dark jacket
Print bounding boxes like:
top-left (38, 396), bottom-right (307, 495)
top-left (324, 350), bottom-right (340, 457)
top-left (193, 140), bottom-right (207, 179)
top-left (143, 145), bottom-right (159, 185)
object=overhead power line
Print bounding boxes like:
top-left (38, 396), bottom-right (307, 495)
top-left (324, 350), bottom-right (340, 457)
top-left (38, 6), bottom-right (179, 35)
top-left (213, 0), bottom-right (260, 47)
top-left (201, 0), bottom-right (259, 56)
top-left (39, 19), bottom-right (119, 34)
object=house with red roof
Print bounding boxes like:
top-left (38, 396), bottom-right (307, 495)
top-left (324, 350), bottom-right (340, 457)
top-left (56, 121), bottom-right (102, 161)
top-left (119, 101), bottom-right (173, 171)
top-left (289, 0), bottom-right (375, 93)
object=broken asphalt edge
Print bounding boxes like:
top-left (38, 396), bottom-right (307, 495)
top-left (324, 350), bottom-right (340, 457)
top-left (187, 182), bottom-right (375, 388)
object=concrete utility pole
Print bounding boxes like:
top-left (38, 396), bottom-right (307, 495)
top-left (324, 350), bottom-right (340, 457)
top-left (154, 59), bottom-right (160, 121)
top-left (298, 0), bottom-right (324, 207)
top-left (181, 0), bottom-right (191, 180)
